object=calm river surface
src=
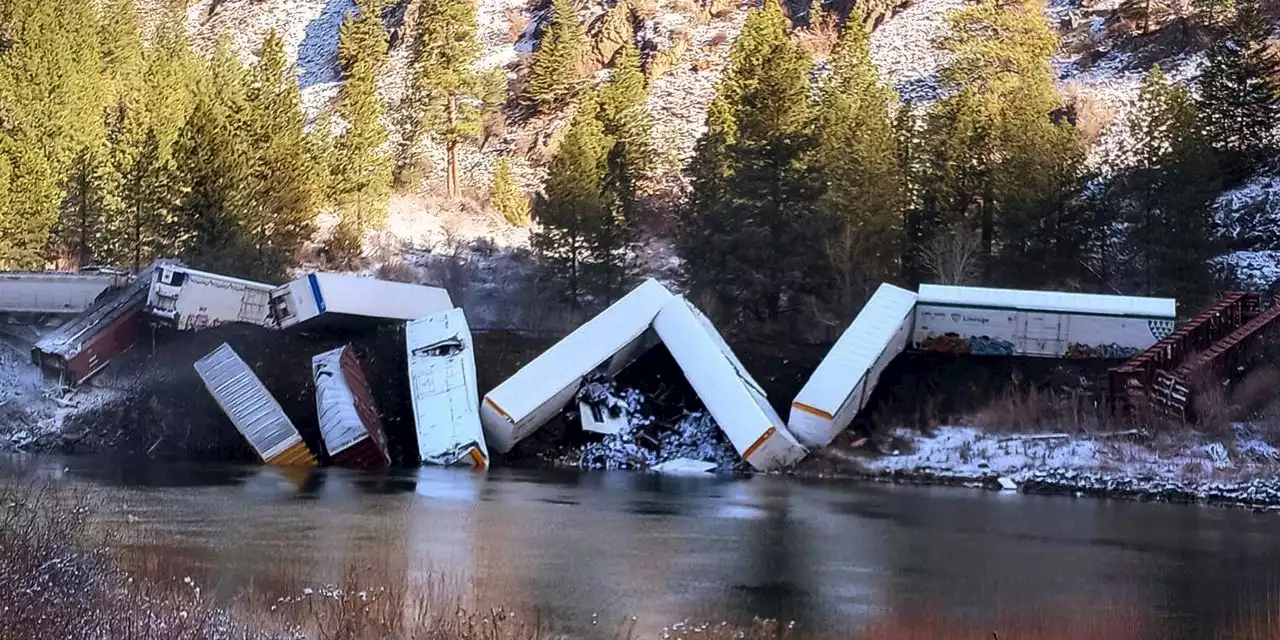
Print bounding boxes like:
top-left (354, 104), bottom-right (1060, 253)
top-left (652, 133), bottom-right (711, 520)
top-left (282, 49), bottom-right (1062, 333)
top-left (7, 456), bottom-right (1280, 638)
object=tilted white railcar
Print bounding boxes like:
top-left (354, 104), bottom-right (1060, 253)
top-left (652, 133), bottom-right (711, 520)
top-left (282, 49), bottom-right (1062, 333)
top-left (406, 308), bottom-right (488, 468)
top-left (789, 283), bottom-right (918, 449)
top-left (479, 279), bottom-right (674, 454)
top-left (270, 273), bottom-right (453, 330)
top-left (195, 343), bottom-right (315, 466)
top-left (652, 296), bottom-right (808, 471)
top-left (913, 284), bottom-right (1176, 359)
top-left (146, 264), bottom-right (276, 331)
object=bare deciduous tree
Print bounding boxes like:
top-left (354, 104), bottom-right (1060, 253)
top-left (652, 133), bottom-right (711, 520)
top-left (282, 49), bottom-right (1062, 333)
top-left (920, 229), bottom-right (982, 285)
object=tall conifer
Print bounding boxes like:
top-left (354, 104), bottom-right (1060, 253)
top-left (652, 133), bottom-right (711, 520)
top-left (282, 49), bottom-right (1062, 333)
top-left (526, 0), bottom-right (589, 111)
top-left (812, 17), bottom-right (905, 311)
top-left (683, 0), bottom-right (823, 328)
top-left (1197, 0), bottom-right (1280, 181)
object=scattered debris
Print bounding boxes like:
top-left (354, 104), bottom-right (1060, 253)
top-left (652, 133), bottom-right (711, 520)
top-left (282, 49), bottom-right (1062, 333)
top-left (650, 458), bottom-right (718, 475)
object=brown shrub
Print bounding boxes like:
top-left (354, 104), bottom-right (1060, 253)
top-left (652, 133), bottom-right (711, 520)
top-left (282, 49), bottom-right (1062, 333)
top-left (375, 260), bottom-right (416, 283)
top-left (708, 30), bottom-right (730, 47)
top-left (1066, 85), bottom-right (1117, 148)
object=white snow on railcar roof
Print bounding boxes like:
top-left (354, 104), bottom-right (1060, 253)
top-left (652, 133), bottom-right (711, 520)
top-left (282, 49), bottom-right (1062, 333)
top-left (917, 284), bottom-right (1175, 318)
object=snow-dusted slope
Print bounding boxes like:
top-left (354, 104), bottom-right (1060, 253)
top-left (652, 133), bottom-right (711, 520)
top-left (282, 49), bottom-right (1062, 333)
top-left (870, 0), bottom-right (964, 104)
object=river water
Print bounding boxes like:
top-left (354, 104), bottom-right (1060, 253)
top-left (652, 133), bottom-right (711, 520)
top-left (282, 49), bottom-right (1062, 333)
top-left (9, 456), bottom-right (1280, 638)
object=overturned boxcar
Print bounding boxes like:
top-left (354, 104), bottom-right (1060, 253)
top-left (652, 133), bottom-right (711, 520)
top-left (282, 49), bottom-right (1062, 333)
top-left (790, 283), bottom-right (918, 449)
top-left (406, 308), bottom-right (487, 468)
top-left (195, 343), bottom-right (315, 466)
top-left (312, 345), bottom-right (391, 467)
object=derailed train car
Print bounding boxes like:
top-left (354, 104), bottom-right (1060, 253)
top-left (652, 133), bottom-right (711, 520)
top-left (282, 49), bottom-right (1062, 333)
top-left (652, 296), bottom-right (808, 471)
top-left (312, 345), bottom-right (391, 467)
top-left (406, 308), bottom-right (488, 468)
top-left (270, 273), bottom-right (452, 330)
top-left (789, 283), bottom-right (918, 449)
top-left (147, 264), bottom-right (276, 331)
top-left (479, 279), bottom-right (673, 454)
top-left (913, 284), bottom-right (1176, 359)
top-left (195, 343), bottom-right (316, 466)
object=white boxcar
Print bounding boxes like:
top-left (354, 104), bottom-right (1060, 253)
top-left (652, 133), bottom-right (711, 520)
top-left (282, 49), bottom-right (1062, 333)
top-left (147, 264), bottom-right (276, 330)
top-left (913, 284), bottom-right (1177, 359)
top-left (789, 283), bottom-right (918, 449)
top-left (270, 273), bottom-right (453, 330)
top-left (406, 308), bottom-right (488, 468)
top-left (652, 296), bottom-right (808, 471)
top-left (312, 346), bottom-right (391, 467)
top-left (195, 343), bottom-right (315, 466)
top-left (480, 279), bottom-right (674, 453)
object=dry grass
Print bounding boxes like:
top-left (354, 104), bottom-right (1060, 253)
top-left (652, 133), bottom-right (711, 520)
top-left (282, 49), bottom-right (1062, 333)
top-left (972, 386), bottom-right (1104, 433)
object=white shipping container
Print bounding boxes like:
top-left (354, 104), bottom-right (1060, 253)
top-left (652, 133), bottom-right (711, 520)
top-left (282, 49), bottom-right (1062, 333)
top-left (270, 273), bottom-right (453, 330)
top-left (913, 284), bottom-right (1177, 359)
top-left (147, 265), bottom-right (276, 331)
top-left (790, 283), bottom-right (918, 449)
top-left (480, 279), bottom-right (674, 453)
top-left (195, 343), bottom-right (315, 466)
top-left (652, 297), bottom-right (808, 471)
top-left (406, 308), bottom-right (488, 468)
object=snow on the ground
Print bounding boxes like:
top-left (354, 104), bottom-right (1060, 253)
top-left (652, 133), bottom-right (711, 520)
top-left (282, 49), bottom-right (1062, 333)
top-left (1214, 175), bottom-right (1280, 248)
top-left (1213, 251), bottom-right (1280, 290)
top-left (645, 5), bottom-right (750, 176)
top-left (860, 425), bottom-right (1280, 504)
top-left (869, 0), bottom-right (965, 104)
top-left (476, 0), bottom-right (531, 69)
top-left (1058, 47), bottom-right (1205, 169)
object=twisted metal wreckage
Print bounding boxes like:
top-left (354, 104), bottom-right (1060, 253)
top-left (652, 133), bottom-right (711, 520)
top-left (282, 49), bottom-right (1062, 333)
top-left (10, 260), bottom-right (1277, 473)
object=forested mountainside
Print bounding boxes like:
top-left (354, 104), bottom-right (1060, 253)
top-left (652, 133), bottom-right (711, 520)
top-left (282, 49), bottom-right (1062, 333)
top-left (2, 0), bottom-right (1279, 336)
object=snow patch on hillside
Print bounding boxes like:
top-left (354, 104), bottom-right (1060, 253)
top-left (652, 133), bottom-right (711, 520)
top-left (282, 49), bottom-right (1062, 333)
top-left (645, 6), bottom-right (750, 179)
top-left (1059, 51), bottom-right (1204, 169)
top-left (870, 0), bottom-right (964, 104)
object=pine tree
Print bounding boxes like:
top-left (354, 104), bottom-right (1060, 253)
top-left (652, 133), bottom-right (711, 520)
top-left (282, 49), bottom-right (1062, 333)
top-left (109, 129), bottom-right (178, 271)
top-left (0, 0), bottom-right (106, 265)
top-left (526, 0), bottom-right (589, 111)
top-left (812, 16), bottom-right (906, 313)
top-left (912, 0), bottom-right (1089, 286)
top-left (491, 157), bottom-right (530, 225)
top-left (1110, 65), bottom-right (1220, 299)
top-left (594, 38), bottom-right (652, 222)
top-left (0, 137), bottom-right (59, 269)
top-left (532, 96), bottom-right (613, 305)
top-left (98, 0), bottom-right (146, 129)
top-left (396, 0), bottom-right (488, 197)
top-left (59, 147), bottom-right (108, 267)
top-left (142, 10), bottom-right (199, 164)
top-left (242, 30), bottom-right (319, 280)
top-left (683, 0), bottom-right (824, 328)
top-left (173, 37), bottom-right (253, 275)
top-left (1197, 0), bottom-right (1280, 181)
top-left (337, 0), bottom-right (390, 77)
top-left (330, 11), bottom-right (393, 261)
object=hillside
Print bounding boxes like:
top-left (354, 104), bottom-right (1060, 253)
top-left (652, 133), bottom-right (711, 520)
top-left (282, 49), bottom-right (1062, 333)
top-left (153, 0), bottom-right (1280, 301)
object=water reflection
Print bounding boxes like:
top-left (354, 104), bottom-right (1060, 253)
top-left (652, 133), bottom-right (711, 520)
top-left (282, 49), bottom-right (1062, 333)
top-left (4, 455), bottom-right (1280, 638)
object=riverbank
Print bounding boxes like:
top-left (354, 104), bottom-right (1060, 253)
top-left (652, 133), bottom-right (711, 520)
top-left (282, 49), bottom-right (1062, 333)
top-left (800, 424), bottom-right (1280, 511)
